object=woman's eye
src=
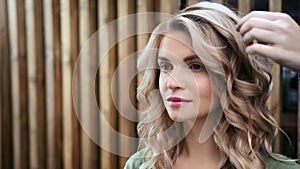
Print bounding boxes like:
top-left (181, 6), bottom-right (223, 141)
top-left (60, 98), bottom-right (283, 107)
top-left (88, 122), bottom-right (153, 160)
top-left (159, 63), bottom-right (173, 72)
top-left (189, 63), bottom-right (204, 71)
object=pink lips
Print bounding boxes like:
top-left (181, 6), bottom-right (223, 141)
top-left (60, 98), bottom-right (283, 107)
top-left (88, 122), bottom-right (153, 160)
top-left (167, 97), bottom-right (191, 107)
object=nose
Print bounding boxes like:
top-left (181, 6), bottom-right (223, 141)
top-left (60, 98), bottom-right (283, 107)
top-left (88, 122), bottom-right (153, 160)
top-left (166, 75), bottom-right (185, 90)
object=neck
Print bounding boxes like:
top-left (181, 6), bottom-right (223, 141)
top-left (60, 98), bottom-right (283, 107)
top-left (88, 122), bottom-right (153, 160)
top-left (179, 118), bottom-right (223, 168)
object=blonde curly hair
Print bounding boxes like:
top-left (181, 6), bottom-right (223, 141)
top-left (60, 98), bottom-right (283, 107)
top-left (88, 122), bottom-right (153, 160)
top-left (137, 2), bottom-right (279, 169)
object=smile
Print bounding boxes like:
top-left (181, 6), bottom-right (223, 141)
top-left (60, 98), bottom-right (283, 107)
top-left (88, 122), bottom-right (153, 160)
top-left (167, 97), bottom-right (192, 107)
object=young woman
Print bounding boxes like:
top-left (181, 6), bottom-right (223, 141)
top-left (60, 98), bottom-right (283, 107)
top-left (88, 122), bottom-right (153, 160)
top-left (125, 2), bottom-right (300, 169)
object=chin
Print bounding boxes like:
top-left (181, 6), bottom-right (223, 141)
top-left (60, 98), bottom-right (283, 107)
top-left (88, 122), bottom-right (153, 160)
top-left (167, 112), bottom-right (197, 122)
top-left (167, 112), bottom-right (183, 122)
top-left (167, 113), bottom-right (179, 121)
top-left (168, 111), bottom-right (209, 123)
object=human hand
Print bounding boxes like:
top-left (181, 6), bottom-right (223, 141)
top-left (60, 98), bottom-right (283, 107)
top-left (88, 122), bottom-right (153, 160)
top-left (236, 11), bottom-right (300, 73)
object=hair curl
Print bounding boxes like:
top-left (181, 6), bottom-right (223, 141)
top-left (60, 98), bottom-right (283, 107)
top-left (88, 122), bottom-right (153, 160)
top-left (136, 2), bottom-right (279, 169)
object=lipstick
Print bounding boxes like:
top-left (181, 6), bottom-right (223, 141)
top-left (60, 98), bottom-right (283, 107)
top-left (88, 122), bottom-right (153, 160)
top-left (167, 97), bottom-right (191, 107)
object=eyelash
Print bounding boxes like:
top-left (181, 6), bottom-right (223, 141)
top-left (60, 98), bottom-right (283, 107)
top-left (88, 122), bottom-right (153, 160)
top-left (158, 62), bottom-right (205, 72)
top-left (188, 62), bottom-right (205, 72)
top-left (159, 62), bottom-right (173, 72)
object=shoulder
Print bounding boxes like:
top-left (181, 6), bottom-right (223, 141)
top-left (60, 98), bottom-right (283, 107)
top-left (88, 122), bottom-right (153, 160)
top-left (261, 150), bottom-right (300, 169)
top-left (124, 150), bottom-right (144, 169)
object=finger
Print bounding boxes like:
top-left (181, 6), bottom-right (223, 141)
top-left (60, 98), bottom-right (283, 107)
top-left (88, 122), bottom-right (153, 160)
top-left (237, 11), bottom-right (281, 31)
top-left (245, 43), bottom-right (279, 62)
top-left (238, 17), bottom-right (275, 36)
top-left (242, 28), bottom-right (275, 45)
top-left (246, 44), bottom-right (300, 72)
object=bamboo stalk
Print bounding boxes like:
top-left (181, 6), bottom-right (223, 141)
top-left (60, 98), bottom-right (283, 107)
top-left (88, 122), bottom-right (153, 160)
top-left (213, 0), bottom-right (224, 4)
top-left (25, 0), bottom-right (46, 168)
top-left (98, 0), bottom-right (118, 168)
top-left (137, 0), bottom-right (156, 52)
top-left (44, 0), bottom-right (63, 168)
top-left (187, 0), bottom-right (198, 6)
top-left (52, 0), bottom-right (63, 168)
top-left (268, 0), bottom-right (282, 154)
top-left (160, 0), bottom-right (178, 14)
top-left (26, 0), bottom-right (38, 168)
top-left (79, 0), bottom-right (99, 168)
top-left (0, 0), bottom-right (13, 168)
top-left (16, 0), bottom-right (30, 168)
top-left (238, 0), bottom-right (251, 15)
top-left (61, 0), bottom-right (74, 168)
top-left (136, 0), bottom-right (158, 122)
top-left (43, 0), bottom-right (55, 168)
top-left (117, 0), bottom-right (137, 168)
top-left (7, 1), bottom-right (21, 168)
top-left (61, 0), bottom-right (81, 168)
top-left (79, 0), bottom-right (91, 167)
top-left (159, 0), bottom-right (178, 22)
top-left (70, 0), bottom-right (80, 168)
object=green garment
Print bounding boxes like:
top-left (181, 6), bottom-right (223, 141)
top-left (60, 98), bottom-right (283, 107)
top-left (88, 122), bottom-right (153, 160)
top-left (124, 149), bottom-right (300, 169)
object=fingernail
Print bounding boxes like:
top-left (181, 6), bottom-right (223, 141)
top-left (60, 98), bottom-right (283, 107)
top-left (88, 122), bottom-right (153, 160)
top-left (235, 24), bottom-right (241, 31)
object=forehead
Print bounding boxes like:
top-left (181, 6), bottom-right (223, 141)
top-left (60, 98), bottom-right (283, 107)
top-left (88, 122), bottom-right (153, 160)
top-left (158, 31), bottom-right (195, 59)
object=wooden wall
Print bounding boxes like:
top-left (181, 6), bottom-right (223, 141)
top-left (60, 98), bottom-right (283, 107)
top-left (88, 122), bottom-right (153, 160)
top-left (0, 0), bottom-right (299, 169)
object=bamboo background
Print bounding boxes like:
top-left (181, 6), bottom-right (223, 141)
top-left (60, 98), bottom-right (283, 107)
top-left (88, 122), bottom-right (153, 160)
top-left (0, 0), bottom-right (299, 169)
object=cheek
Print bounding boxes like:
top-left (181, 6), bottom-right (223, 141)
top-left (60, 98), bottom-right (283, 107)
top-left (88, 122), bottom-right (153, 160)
top-left (197, 77), bottom-right (212, 100)
top-left (158, 74), bottom-right (165, 93)
top-left (200, 83), bottom-right (212, 97)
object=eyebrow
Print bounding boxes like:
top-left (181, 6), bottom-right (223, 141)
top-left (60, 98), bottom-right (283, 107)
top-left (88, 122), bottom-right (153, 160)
top-left (157, 55), bottom-right (200, 61)
top-left (157, 56), bottom-right (170, 61)
top-left (183, 55), bottom-right (201, 62)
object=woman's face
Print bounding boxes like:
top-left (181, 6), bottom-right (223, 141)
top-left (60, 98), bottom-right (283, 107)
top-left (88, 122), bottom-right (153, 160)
top-left (158, 31), bottom-right (213, 122)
